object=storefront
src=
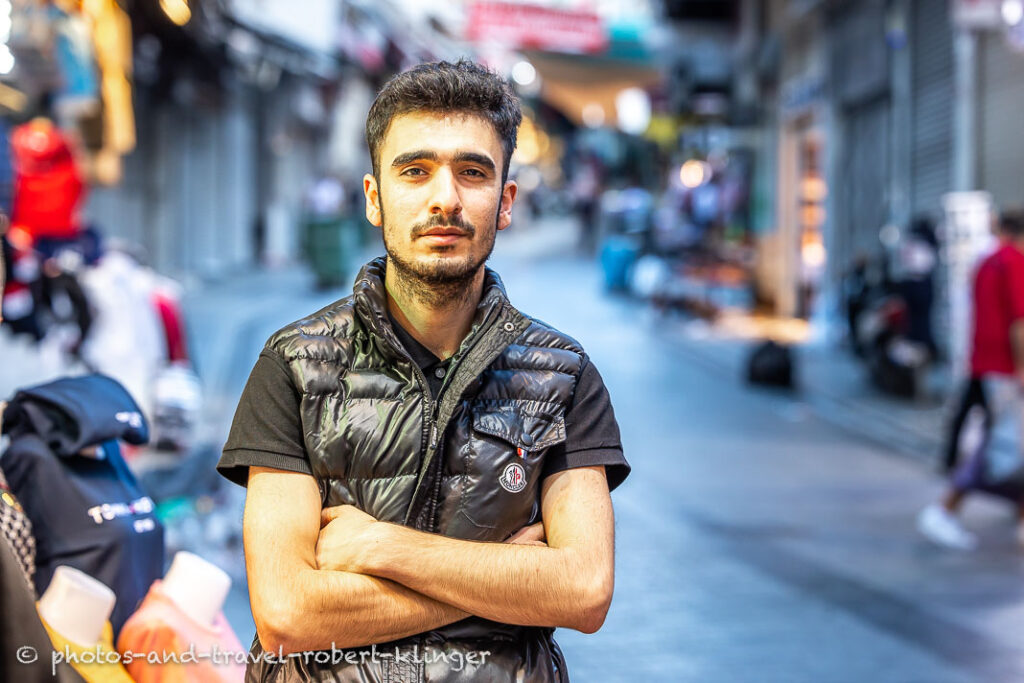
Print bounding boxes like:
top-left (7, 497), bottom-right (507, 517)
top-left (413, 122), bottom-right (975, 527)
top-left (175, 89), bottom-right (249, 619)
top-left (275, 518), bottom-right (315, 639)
top-left (765, 3), bottom-right (832, 321)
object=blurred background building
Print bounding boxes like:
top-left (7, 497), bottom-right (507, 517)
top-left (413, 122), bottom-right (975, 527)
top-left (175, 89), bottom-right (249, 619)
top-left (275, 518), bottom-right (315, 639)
top-left (4, 0), bottom-right (1017, 344)
top-left (7, 1), bottom-right (1024, 680)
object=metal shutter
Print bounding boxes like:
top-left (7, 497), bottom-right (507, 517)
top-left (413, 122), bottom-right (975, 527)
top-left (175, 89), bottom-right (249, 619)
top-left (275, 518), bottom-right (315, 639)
top-left (910, 0), bottom-right (953, 218)
top-left (978, 33), bottom-right (1024, 207)
top-left (836, 98), bottom-right (891, 267)
top-left (829, 0), bottom-right (891, 275)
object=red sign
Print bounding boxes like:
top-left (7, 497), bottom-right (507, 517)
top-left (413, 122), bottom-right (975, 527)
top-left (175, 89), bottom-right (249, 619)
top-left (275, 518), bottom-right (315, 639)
top-left (951, 0), bottom-right (1002, 28)
top-left (466, 1), bottom-right (607, 54)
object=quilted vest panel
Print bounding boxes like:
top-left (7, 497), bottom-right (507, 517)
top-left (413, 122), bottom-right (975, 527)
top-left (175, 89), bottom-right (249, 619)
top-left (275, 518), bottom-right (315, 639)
top-left (249, 258), bottom-right (583, 682)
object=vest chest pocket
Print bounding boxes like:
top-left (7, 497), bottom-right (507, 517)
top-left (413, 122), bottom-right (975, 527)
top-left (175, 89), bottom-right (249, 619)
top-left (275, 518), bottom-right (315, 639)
top-left (457, 407), bottom-right (567, 538)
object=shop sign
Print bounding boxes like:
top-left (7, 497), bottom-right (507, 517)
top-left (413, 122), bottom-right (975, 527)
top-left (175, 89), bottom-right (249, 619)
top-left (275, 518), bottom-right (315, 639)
top-left (466, 1), bottom-right (607, 54)
top-left (951, 0), bottom-right (1003, 29)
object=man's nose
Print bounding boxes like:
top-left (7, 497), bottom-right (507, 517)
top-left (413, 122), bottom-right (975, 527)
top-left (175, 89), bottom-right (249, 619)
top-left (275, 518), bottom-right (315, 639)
top-left (429, 167), bottom-right (462, 216)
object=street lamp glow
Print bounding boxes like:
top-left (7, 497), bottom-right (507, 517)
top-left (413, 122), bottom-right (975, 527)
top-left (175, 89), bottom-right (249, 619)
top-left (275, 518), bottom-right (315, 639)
top-left (615, 87), bottom-right (651, 135)
top-left (679, 160), bottom-right (710, 188)
top-left (511, 61), bottom-right (536, 86)
top-left (1003, 0), bottom-right (1024, 26)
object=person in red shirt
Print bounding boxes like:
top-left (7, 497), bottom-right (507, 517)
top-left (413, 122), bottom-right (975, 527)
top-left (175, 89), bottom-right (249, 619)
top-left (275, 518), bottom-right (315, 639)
top-left (919, 210), bottom-right (1024, 550)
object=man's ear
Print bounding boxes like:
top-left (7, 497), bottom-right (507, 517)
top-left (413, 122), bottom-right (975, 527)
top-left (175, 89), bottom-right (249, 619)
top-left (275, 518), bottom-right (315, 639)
top-left (497, 180), bottom-right (518, 232)
top-left (364, 174), bottom-right (382, 227)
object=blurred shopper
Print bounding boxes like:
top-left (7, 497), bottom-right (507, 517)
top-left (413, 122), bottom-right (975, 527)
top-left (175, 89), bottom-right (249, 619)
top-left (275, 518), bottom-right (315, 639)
top-left (570, 151), bottom-right (602, 254)
top-left (219, 60), bottom-right (629, 681)
top-left (843, 254), bottom-right (871, 355)
top-left (918, 210), bottom-right (1024, 550)
top-left (896, 216), bottom-right (939, 358)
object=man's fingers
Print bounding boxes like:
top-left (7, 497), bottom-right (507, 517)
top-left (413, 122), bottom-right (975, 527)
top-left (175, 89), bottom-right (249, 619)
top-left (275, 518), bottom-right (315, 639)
top-left (320, 505), bottom-right (346, 527)
top-left (505, 521), bottom-right (545, 544)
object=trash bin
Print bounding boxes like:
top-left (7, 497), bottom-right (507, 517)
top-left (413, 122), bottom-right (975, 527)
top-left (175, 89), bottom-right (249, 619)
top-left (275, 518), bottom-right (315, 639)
top-left (304, 216), bottom-right (354, 289)
top-left (599, 235), bottom-right (641, 292)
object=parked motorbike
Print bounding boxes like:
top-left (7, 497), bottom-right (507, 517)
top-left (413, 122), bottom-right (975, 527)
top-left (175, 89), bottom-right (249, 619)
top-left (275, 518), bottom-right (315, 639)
top-left (853, 287), bottom-right (931, 399)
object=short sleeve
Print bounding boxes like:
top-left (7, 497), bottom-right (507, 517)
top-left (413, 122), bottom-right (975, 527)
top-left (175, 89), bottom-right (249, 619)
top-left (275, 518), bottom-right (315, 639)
top-left (217, 349), bottom-right (312, 487)
top-left (1006, 251), bottom-right (1024, 322)
top-left (542, 356), bottom-right (630, 491)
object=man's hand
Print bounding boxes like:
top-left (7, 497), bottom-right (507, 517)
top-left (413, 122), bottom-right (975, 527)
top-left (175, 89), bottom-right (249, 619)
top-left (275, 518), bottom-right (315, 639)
top-left (316, 504), bottom-right (385, 573)
top-left (317, 509), bottom-right (548, 571)
top-left (351, 466), bottom-right (615, 633)
top-left (505, 522), bottom-right (546, 547)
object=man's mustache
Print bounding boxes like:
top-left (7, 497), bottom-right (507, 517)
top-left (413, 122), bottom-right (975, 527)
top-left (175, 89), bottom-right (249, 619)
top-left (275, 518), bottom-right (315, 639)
top-left (410, 213), bottom-right (476, 238)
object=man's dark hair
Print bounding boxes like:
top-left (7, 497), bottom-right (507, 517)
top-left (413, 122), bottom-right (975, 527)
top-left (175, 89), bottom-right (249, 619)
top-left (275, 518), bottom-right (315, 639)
top-left (366, 59), bottom-right (522, 183)
top-left (1000, 208), bottom-right (1024, 238)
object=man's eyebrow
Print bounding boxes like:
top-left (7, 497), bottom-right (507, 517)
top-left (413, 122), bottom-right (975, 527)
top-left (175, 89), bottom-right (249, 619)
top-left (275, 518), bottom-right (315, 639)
top-left (391, 150), bottom-right (439, 167)
top-left (390, 150), bottom-right (496, 173)
top-left (453, 152), bottom-right (496, 172)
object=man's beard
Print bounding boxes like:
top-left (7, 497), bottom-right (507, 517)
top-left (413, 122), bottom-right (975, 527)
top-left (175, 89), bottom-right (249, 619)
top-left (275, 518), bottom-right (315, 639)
top-left (382, 205), bottom-right (499, 308)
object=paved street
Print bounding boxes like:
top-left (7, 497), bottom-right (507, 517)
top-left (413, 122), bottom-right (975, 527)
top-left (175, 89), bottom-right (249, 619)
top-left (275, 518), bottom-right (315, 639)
top-left (185, 219), bottom-right (1024, 682)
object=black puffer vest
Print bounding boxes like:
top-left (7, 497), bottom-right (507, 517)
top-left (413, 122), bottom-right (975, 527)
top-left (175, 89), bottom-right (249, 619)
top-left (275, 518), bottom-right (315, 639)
top-left (248, 257), bottom-right (584, 682)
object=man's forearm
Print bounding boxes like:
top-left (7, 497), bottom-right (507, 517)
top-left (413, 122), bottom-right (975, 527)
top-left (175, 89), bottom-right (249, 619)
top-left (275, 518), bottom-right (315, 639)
top-left (357, 524), bottom-right (608, 632)
top-left (260, 566), bottom-right (468, 653)
top-left (1012, 320), bottom-right (1024, 375)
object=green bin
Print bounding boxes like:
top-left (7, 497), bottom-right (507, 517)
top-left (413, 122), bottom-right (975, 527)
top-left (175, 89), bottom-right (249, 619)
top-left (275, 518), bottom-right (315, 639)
top-left (304, 215), bottom-right (357, 289)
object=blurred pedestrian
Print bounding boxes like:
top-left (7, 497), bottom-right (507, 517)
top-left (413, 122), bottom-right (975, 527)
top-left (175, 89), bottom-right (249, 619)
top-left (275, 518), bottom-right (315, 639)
top-left (897, 215), bottom-right (939, 358)
top-left (918, 209), bottom-right (1024, 550)
top-left (843, 254), bottom-right (870, 355)
top-left (571, 152), bottom-right (602, 254)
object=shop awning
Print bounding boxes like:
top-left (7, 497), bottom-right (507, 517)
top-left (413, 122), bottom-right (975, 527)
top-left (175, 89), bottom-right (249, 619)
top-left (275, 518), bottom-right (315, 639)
top-left (523, 50), bottom-right (662, 128)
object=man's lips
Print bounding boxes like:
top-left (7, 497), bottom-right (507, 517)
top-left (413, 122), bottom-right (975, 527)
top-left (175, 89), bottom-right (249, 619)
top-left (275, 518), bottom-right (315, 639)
top-left (419, 227), bottom-right (469, 237)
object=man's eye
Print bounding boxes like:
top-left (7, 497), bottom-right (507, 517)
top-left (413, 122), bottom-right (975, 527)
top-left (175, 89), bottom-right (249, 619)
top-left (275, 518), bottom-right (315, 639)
top-left (463, 168), bottom-right (486, 178)
top-left (402, 168), bottom-right (426, 176)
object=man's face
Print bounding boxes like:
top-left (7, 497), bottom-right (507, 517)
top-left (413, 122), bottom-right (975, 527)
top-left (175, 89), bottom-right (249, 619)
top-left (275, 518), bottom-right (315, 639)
top-left (363, 111), bottom-right (517, 286)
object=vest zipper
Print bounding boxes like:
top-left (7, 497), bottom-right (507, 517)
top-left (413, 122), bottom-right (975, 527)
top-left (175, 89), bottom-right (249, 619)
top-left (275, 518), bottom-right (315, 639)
top-left (404, 304), bottom-right (510, 527)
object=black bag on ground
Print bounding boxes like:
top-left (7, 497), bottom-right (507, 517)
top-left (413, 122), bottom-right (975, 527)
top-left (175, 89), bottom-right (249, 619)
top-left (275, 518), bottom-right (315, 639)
top-left (746, 341), bottom-right (795, 388)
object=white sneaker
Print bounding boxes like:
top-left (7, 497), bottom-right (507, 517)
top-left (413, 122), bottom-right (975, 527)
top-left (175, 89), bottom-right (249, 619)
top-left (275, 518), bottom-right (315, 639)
top-left (917, 504), bottom-right (977, 550)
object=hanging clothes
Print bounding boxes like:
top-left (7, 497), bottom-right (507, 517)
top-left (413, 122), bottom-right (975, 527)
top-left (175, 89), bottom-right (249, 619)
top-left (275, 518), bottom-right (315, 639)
top-left (10, 120), bottom-right (85, 242)
top-left (1, 374), bottom-right (164, 635)
top-left (79, 250), bottom-right (169, 421)
top-left (117, 579), bottom-right (246, 683)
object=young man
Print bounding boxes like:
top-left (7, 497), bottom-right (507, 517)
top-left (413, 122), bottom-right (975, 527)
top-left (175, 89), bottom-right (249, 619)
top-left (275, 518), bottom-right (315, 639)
top-left (218, 60), bottom-right (630, 681)
top-left (919, 210), bottom-right (1024, 550)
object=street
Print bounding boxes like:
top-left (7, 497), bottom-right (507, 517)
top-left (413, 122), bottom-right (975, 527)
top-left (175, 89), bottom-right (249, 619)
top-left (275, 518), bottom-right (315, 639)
top-left (185, 219), bottom-right (1024, 682)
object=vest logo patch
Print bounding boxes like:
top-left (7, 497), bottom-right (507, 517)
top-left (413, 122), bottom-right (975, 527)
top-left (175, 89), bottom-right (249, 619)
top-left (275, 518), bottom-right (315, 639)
top-left (499, 462), bottom-right (527, 493)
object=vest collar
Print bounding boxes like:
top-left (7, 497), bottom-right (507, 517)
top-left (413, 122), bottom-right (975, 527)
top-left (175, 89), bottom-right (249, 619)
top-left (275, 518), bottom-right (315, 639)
top-left (352, 256), bottom-right (511, 351)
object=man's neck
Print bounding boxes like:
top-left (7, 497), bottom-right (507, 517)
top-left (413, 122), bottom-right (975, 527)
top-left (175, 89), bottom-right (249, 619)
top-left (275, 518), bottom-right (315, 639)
top-left (384, 265), bottom-right (486, 361)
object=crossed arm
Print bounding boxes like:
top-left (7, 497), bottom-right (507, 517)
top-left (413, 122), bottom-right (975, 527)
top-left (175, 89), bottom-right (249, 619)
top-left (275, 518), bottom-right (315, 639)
top-left (244, 465), bottom-right (615, 654)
